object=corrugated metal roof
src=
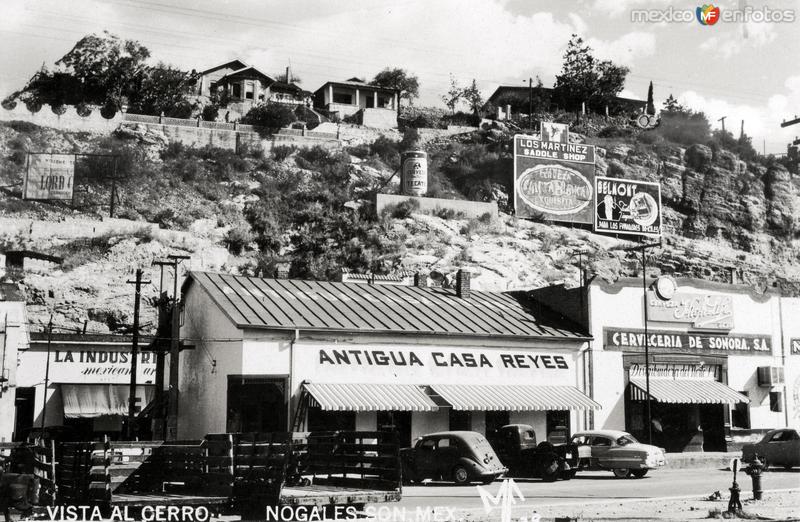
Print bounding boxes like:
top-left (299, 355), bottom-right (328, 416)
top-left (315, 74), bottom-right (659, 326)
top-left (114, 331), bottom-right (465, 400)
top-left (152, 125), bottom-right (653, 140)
top-left (186, 271), bottom-right (589, 340)
top-left (430, 384), bottom-right (601, 411)
top-left (629, 379), bottom-right (749, 404)
top-left (304, 383), bottom-right (438, 411)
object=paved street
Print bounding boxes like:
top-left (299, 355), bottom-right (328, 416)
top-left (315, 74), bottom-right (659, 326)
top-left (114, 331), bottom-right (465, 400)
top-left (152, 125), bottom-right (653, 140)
top-left (391, 468), bottom-right (800, 512)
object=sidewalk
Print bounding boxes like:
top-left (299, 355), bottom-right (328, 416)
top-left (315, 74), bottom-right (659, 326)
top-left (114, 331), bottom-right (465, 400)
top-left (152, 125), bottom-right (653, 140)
top-left (663, 451), bottom-right (741, 470)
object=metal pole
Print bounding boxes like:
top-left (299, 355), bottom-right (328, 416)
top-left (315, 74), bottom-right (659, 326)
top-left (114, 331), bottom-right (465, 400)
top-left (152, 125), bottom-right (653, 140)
top-left (642, 248), bottom-right (652, 446)
top-left (109, 156), bottom-right (117, 218)
top-left (40, 316), bottom-right (53, 431)
top-left (528, 78), bottom-right (533, 131)
top-left (165, 255), bottom-right (190, 440)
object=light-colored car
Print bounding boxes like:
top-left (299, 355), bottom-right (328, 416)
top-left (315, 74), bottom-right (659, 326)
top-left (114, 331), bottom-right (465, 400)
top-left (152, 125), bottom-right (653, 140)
top-left (742, 428), bottom-right (800, 470)
top-left (570, 430), bottom-right (666, 478)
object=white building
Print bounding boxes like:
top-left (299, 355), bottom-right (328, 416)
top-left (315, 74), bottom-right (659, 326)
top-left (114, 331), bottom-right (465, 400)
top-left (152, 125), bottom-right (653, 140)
top-left (177, 270), bottom-right (599, 446)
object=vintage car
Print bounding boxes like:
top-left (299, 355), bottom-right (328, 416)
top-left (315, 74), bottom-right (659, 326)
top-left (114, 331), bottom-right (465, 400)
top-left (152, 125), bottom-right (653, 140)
top-left (570, 430), bottom-right (666, 478)
top-left (400, 431), bottom-right (507, 485)
top-left (487, 424), bottom-right (579, 481)
top-left (742, 428), bottom-right (800, 470)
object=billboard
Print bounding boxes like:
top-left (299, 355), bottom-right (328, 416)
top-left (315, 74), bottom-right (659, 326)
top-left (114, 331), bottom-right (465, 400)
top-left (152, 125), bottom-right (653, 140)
top-left (23, 152), bottom-right (75, 201)
top-left (594, 176), bottom-right (662, 238)
top-left (513, 134), bottom-right (596, 224)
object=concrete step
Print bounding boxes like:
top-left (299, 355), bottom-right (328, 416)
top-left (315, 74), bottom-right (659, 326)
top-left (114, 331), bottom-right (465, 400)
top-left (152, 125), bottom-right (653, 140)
top-left (664, 452), bottom-right (741, 470)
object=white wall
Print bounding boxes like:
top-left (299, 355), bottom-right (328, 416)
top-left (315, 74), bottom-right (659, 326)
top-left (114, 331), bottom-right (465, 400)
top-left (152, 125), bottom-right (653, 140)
top-left (780, 297), bottom-right (800, 430)
top-left (589, 279), bottom-right (784, 432)
top-left (0, 301), bottom-right (28, 441)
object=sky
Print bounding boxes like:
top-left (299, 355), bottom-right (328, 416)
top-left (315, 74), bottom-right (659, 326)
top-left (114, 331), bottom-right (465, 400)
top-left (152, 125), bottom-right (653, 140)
top-left (1, 0), bottom-right (799, 153)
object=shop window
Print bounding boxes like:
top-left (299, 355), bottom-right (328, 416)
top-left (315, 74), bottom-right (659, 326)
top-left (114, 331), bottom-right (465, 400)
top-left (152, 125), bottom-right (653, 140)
top-left (226, 377), bottom-right (287, 432)
top-left (378, 411), bottom-right (411, 448)
top-left (485, 411), bottom-right (510, 437)
top-left (307, 407), bottom-right (355, 432)
top-left (449, 409), bottom-right (471, 431)
top-left (245, 82), bottom-right (254, 100)
top-left (769, 391), bottom-right (783, 412)
top-left (333, 92), bottom-right (353, 104)
top-left (731, 392), bottom-right (750, 429)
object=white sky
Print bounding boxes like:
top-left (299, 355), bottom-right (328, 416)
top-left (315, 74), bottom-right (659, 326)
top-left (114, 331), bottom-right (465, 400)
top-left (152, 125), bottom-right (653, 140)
top-left (1, 0), bottom-right (799, 153)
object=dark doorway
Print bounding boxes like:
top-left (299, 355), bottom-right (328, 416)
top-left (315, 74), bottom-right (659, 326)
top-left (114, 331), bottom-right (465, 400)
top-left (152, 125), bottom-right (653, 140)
top-left (448, 409), bottom-right (471, 431)
top-left (546, 410), bottom-right (571, 443)
top-left (307, 407), bottom-right (355, 432)
top-left (485, 411), bottom-right (510, 438)
top-left (377, 411), bottom-right (412, 448)
top-left (700, 404), bottom-right (726, 452)
top-left (13, 387), bottom-right (35, 441)
top-left (227, 377), bottom-right (287, 433)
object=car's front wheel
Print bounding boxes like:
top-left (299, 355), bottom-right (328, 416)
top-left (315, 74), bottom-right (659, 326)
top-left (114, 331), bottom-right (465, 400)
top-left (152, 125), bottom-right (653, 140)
top-left (452, 465), bottom-right (470, 485)
top-left (631, 469), bottom-right (648, 478)
top-left (612, 468), bottom-right (631, 478)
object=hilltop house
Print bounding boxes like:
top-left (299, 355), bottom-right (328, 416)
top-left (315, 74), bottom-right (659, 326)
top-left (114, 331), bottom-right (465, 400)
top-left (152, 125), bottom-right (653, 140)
top-left (486, 85), bottom-right (647, 119)
top-left (196, 59), bottom-right (310, 120)
top-left (313, 78), bottom-right (398, 128)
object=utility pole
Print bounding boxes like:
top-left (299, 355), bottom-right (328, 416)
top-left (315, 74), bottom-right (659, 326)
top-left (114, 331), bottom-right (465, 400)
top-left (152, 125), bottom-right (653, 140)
top-left (125, 268), bottom-right (150, 440)
top-left (40, 316), bottom-right (53, 431)
top-left (161, 254), bottom-right (190, 441)
top-left (528, 77), bottom-right (533, 131)
top-left (624, 241), bottom-right (662, 446)
top-left (780, 115), bottom-right (800, 128)
top-left (740, 120), bottom-right (744, 139)
top-left (718, 116), bottom-right (727, 133)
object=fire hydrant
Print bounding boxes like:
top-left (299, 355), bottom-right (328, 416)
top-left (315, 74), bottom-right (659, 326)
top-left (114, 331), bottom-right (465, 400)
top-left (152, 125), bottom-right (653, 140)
top-left (744, 455), bottom-right (765, 500)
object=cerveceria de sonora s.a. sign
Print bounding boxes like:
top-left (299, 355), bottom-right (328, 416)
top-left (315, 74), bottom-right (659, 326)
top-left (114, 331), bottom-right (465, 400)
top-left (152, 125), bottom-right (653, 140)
top-left (517, 164), bottom-right (592, 215)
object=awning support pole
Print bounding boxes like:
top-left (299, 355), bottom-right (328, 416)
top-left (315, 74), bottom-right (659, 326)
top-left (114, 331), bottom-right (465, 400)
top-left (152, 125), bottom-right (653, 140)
top-left (40, 316), bottom-right (53, 431)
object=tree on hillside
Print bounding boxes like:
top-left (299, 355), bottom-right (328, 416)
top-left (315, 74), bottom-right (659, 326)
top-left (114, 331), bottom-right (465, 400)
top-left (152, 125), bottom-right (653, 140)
top-left (646, 81), bottom-right (655, 115)
top-left (128, 63), bottom-right (198, 118)
top-left (461, 79), bottom-right (484, 117)
top-left (553, 35), bottom-right (629, 113)
top-left (662, 94), bottom-right (687, 114)
top-left (241, 102), bottom-right (297, 130)
top-left (442, 74), bottom-right (463, 115)
top-left (370, 68), bottom-right (420, 109)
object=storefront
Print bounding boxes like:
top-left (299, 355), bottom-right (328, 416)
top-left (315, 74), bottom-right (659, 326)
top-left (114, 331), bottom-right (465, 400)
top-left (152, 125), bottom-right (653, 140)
top-left (14, 333), bottom-right (157, 441)
top-left (0, 283), bottom-right (27, 443)
top-left (177, 271), bottom-right (600, 445)
top-left (536, 277), bottom-right (790, 452)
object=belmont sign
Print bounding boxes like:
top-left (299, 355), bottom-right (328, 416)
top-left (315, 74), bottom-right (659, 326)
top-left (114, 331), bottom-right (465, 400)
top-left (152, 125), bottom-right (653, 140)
top-left (604, 327), bottom-right (771, 356)
top-left (594, 176), bottom-right (662, 238)
top-left (647, 291), bottom-right (734, 330)
top-left (513, 133), bottom-right (596, 224)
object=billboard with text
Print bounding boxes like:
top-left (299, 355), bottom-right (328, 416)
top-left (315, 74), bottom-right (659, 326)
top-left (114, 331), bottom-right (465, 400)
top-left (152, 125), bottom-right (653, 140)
top-left (594, 176), bottom-right (662, 238)
top-left (23, 153), bottom-right (75, 201)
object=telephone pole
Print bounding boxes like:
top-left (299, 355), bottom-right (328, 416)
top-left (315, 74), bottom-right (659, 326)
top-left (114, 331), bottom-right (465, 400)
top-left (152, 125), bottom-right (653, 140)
top-left (40, 316), bottom-right (53, 431)
top-left (718, 116), bottom-right (727, 133)
top-left (157, 254), bottom-right (190, 440)
top-left (126, 268), bottom-right (150, 440)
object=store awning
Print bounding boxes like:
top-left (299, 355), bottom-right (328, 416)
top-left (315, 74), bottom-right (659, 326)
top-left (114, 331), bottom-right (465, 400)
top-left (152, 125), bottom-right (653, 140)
top-left (61, 384), bottom-right (155, 418)
top-left (629, 378), bottom-right (749, 404)
top-left (429, 384), bottom-right (601, 411)
top-left (303, 383), bottom-right (439, 412)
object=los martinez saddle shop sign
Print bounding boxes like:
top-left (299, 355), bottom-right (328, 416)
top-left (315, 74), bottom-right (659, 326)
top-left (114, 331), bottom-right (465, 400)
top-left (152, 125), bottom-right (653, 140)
top-left (513, 132), bottom-right (596, 225)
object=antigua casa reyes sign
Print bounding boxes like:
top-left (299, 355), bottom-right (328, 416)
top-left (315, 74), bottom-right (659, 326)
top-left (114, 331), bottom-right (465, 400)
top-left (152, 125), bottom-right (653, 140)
top-left (513, 133), bottom-right (596, 224)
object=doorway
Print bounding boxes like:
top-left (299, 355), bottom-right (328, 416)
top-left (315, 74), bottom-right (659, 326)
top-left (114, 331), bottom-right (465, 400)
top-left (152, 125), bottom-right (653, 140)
top-left (226, 377), bottom-right (288, 433)
top-left (13, 387), bottom-right (35, 441)
top-left (377, 411), bottom-right (412, 448)
top-left (546, 410), bottom-right (571, 443)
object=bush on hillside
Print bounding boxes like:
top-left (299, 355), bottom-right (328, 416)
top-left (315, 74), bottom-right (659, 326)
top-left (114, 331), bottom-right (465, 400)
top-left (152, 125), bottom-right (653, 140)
top-left (370, 136), bottom-right (401, 168)
top-left (241, 102), bottom-right (297, 129)
top-left (272, 144), bottom-right (297, 162)
top-left (653, 110), bottom-right (711, 146)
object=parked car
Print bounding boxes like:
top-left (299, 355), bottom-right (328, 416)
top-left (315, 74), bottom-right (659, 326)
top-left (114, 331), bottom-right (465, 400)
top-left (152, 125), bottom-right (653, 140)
top-left (742, 428), bottom-right (800, 470)
top-left (400, 431), bottom-right (507, 485)
top-left (570, 430), bottom-right (666, 478)
top-left (487, 424), bottom-right (578, 481)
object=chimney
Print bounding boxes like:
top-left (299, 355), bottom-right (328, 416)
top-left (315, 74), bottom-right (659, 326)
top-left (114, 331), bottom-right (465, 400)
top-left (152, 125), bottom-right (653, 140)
top-left (286, 66), bottom-right (290, 82)
top-left (275, 262), bottom-right (290, 279)
top-left (456, 269), bottom-right (470, 299)
top-left (414, 272), bottom-right (427, 288)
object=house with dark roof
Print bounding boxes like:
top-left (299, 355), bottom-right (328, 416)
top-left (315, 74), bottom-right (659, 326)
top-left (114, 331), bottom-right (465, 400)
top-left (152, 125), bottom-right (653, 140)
top-left (313, 78), bottom-right (398, 127)
top-left (485, 85), bottom-right (647, 119)
top-left (176, 270), bottom-right (597, 444)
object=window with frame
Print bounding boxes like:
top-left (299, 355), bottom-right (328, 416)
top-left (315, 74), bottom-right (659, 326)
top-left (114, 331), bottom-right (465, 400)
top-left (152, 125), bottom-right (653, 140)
top-left (245, 82), bottom-right (254, 100)
top-left (232, 83), bottom-right (242, 99)
top-left (732, 392), bottom-right (751, 429)
top-left (333, 92), bottom-right (353, 104)
top-left (769, 391), bottom-right (783, 412)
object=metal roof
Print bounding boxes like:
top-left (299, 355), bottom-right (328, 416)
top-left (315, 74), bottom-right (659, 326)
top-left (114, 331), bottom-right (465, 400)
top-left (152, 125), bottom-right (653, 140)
top-left (431, 384), bottom-right (601, 411)
top-left (304, 383), bottom-right (439, 412)
top-left (629, 378), bottom-right (749, 404)
top-left (185, 271), bottom-right (589, 341)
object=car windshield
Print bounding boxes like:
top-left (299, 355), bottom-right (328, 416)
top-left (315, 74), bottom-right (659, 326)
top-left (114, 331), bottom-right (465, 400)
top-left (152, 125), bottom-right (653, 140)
top-left (616, 434), bottom-right (638, 446)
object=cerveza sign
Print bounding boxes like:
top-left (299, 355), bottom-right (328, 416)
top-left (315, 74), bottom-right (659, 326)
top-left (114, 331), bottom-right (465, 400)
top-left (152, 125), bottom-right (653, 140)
top-left (604, 328), bottom-right (771, 355)
top-left (318, 348), bottom-right (570, 370)
top-left (647, 290), bottom-right (734, 330)
top-left (513, 134), bottom-right (596, 225)
top-left (50, 349), bottom-right (157, 383)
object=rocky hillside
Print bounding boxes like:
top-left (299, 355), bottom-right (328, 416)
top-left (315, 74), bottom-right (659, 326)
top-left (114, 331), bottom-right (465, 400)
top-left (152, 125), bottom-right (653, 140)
top-left (1, 117), bottom-right (799, 334)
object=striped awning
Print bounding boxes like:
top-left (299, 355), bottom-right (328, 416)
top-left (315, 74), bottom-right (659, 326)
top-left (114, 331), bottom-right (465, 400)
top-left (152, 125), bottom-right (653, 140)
top-left (629, 378), bottom-right (749, 404)
top-left (303, 382), bottom-right (439, 412)
top-left (62, 384), bottom-right (154, 418)
top-left (429, 384), bottom-right (601, 411)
